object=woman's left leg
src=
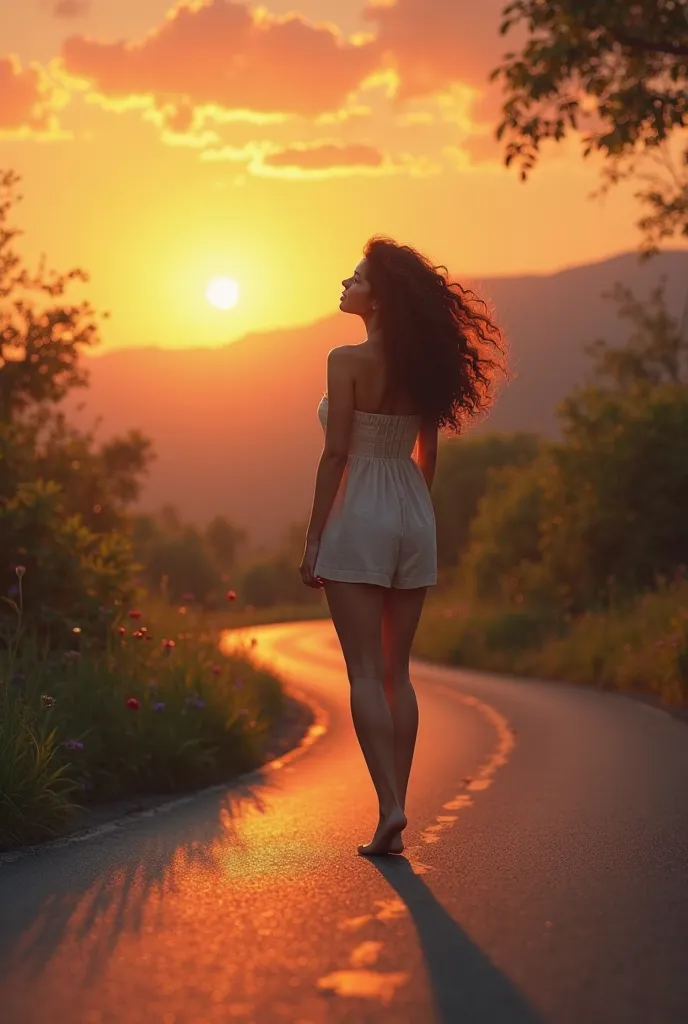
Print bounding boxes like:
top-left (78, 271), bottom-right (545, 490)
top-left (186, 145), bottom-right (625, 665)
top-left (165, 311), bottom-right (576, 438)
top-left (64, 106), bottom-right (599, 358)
top-left (323, 579), bottom-right (406, 854)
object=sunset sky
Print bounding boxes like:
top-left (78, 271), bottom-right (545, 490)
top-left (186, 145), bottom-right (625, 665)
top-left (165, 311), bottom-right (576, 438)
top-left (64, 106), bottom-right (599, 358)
top-left (0, 0), bottom-right (677, 351)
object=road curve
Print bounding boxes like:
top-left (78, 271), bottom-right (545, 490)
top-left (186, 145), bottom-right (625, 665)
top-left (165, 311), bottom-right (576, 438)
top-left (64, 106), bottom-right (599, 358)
top-left (1, 619), bottom-right (687, 1024)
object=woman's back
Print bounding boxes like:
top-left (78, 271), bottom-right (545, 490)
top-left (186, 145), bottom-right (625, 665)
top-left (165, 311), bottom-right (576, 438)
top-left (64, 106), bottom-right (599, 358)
top-left (347, 341), bottom-right (420, 416)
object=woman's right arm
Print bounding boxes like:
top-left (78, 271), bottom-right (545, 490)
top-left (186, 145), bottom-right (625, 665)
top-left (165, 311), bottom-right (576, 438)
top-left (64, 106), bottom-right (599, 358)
top-left (416, 416), bottom-right (439, 491)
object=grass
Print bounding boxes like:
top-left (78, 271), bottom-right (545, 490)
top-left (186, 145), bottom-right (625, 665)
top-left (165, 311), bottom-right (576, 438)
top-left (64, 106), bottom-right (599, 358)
top-left (214, 599), bottom-right (330, 630)
top-left (414, 579), bottom-right (688, 707)
top-left (0, 590), bottom-right (287, 852)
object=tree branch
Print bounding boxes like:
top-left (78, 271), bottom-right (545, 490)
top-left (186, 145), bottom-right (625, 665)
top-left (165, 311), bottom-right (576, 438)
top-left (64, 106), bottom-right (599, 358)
top-left (614, 31), bottom-right (688, 58)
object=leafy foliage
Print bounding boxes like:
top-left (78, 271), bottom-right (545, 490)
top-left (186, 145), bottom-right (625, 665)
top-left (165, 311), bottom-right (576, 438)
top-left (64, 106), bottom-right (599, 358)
top-left (432, 433), bottom-right (541, 568)
top-left (492, 0), bottom-right (688, 252)
top-left (0, 603), bottom-right (284, 851)
top-left (0, 170), bottom-right (102, 418)
top-left (0, 171), bottom-right (154, 639)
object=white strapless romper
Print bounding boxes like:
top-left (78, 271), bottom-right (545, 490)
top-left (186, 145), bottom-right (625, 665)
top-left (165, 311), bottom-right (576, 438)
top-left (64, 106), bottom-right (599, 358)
top-left (313, 396), bottom-right (437, 589)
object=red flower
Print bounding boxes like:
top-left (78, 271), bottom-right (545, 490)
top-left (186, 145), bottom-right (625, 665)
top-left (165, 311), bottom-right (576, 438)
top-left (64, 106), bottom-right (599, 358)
top-left (162, 639), bottom-right (176, 652)
top-left (132, 630), bottom-right (144, 639)
top-left (226, 590), bottom-right (237, 602)
top-left (117, 626), bottom-right (126, 636)
top-left (129, 609), bottom-right (142, 620)
top-left (126, 697), bottom-right (140, 710)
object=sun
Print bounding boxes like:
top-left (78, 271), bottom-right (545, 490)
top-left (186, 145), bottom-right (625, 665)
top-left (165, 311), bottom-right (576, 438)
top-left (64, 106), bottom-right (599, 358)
top-left (206, 276), bottom-right (240, 310)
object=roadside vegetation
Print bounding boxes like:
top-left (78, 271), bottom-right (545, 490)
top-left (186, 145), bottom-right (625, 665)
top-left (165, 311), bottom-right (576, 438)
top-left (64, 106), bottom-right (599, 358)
top-left (0, 172), bottom-right (286, 852)
top-left (417, 278), bottom-right (688, 707)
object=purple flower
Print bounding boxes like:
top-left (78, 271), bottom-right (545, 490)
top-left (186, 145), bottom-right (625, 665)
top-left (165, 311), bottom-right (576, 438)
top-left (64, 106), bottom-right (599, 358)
top-left (64, 739), bottom-right (84, 751)
top-left (152, 701), bottom-right (166, 712)
top-left (185, 696), bottom-right (206, 710)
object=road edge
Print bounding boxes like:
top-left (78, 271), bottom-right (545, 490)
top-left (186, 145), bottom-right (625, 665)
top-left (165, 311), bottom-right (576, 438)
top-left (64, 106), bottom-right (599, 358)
top-left (0, 684), bottom-right (327, 867)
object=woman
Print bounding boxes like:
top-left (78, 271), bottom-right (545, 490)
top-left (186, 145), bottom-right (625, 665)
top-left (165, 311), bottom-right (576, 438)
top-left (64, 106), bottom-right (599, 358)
top-left (300, 237), bottom-right (504, 856)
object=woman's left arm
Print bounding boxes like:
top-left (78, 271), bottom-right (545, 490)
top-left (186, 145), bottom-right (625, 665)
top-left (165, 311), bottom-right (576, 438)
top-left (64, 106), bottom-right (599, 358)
top-left (300, 347), bottom-right (355, 587)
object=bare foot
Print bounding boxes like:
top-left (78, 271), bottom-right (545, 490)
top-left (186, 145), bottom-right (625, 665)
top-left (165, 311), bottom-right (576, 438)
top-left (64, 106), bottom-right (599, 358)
top-left (358, 808), bottom-right (407, 857)
top-left (388, 833), bottom-right (404, 854)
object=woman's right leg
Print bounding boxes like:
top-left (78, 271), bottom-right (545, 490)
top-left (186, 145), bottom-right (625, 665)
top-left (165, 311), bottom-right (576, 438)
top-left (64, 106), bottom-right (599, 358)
top-left (323, 579), bottom-right (406, 854)
top-left (382, 586), bottom-right (427, 849)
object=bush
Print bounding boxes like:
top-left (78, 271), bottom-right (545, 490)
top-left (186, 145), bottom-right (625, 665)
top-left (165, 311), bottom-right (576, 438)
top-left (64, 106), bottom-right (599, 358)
top-left (0, 479), bottom-right (136, 642)
top-left (432, 432), bottom-right (541, 568)
top-left (415, 579), bottom-right (688, 705)
top-left (0, 597), bottom-right (285, 851)
top-left (0, 694), bottom-right (77, 849)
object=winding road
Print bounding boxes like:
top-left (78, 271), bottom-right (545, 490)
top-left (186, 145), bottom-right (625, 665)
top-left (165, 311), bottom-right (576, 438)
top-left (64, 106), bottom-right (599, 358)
top-left (1, 620), bottom-right (687, 1023)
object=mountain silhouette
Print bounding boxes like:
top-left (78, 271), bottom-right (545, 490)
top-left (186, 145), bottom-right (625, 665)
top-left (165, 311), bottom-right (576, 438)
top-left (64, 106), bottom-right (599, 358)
top-left (65, 250), bottom-right (688, 543)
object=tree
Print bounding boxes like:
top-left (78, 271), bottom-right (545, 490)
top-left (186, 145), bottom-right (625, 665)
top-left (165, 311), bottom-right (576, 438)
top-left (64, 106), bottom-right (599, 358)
top-left (460, 280), bottom-right (688, 609)
top-left (0, 170), bottom-right (153, 637)
top-left (585, 277), bottom-right (688, 390)
top-left (539, 385), bottom-right (688, 608)
top-left (432, 432), bottom-right (541, 568)
top-left (205, 515), bottom-right (246, 572)
top-left (0, 170), bottom-right (102, 419)
top-left (492, 0), bottom-right (688, 253)
top-left (462, 457), bottom-right (548, 601)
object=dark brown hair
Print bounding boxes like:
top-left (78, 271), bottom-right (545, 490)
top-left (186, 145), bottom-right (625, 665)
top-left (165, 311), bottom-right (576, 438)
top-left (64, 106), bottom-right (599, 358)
top-left (364, 237), bottom-right (506, 431)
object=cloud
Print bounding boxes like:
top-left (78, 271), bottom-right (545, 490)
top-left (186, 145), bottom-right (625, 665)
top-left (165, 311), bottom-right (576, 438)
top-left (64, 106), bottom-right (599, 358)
top-left (0, 56), bottom-right (64, 136)
top-left (61, 0), bottom-right (380, 118)
top-left (364, 0), bottom-right (509, 99)
top-left (202, 138), bottom-right (439, 180)
top-left (263, 142), bottom-right (383, 171)
top-left (53, 0), bottom-right (92, 18)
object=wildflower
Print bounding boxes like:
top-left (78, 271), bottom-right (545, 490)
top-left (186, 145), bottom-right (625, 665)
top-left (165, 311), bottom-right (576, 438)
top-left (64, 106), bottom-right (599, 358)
top-left (132, 630), bottom-right (144, 639)
top-left (139, 626), bottom-right (148, 635)
top-left (117, 626), bottom-right (126, 636)
top-left (126, 697), bottom-right (141, 710)
top-left (152, 701), bottom-right (166, 712)
top-left (162, 639), bottom-right (176, 652)
top-left (129, 609), bottom-right (142, 620)
top-left (72, 626), bottom-right (82, 635)
top-left (41, 694), bottom-right (56, 708)
top-left (14, 565), bottom-right (26, 578)
top-left (226, 590), bottom-right (237, 602)
top-left (186, 697), bottom-right (206, 710)
top-left (64, 739), bottom-right (84, 751)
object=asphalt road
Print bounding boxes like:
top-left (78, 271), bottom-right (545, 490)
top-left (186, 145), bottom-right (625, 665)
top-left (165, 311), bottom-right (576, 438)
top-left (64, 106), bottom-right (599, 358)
top-left (1, 620), bottom-right (687, 1024)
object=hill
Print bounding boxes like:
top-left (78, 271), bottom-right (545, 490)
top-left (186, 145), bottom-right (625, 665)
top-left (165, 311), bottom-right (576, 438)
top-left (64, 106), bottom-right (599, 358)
top-left (65, 250), bottom-right (688, 543)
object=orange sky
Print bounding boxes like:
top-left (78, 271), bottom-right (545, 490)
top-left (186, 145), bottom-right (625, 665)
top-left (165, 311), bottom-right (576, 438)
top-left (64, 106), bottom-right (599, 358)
top-left (0, 0), bottom-right (677, 351)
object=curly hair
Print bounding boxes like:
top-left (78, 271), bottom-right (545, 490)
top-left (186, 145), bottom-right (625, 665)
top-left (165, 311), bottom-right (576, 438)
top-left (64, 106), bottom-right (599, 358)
top-left (363, 237), bottom-right (506, 432)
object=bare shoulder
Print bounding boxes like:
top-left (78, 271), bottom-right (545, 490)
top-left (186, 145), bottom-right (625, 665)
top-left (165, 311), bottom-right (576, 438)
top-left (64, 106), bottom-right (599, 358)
top-left (327, 344), bottom-right (359, 365)
top-left (326, 344), bottom-right (360, 378)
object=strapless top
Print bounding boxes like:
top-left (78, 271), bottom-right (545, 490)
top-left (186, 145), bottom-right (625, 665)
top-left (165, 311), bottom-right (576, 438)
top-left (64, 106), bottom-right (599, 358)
top-left (318, 395), bottom-right (420, 459)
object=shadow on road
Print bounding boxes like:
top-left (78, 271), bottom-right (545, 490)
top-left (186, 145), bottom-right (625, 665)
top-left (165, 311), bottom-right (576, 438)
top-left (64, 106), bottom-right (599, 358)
top-left (370, 856), bottom-right (543, 1024)
top-left (0, 774), bottom-right (272, 986)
